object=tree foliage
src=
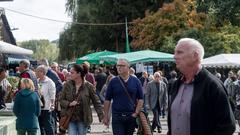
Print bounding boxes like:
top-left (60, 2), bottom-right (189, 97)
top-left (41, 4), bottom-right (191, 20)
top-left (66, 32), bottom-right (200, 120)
top-left (59, 0), bottom-right (167, 61)
top-left (196, 0), bottom-right (240, 26)
top-left (129, 0), bottom-right (240, 57)
top-left (59, 0), bottom-right (240, 61)
top-left (20, 40), bottom-right (59, 62)
top-left (129, 0), bottom-right (206, 52)
top-left (201, 25), bottom-right (240, 57)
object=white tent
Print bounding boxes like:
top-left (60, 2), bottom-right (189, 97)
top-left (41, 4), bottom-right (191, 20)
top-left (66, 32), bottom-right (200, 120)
top-left (202, 54), bottom-right (240, 67)
top-left (0, 41), bottom-right (33, 55)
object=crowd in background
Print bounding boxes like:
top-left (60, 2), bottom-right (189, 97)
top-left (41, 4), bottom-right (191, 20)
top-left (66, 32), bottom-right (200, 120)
top-left (0, 53), bottom-right (239, 135)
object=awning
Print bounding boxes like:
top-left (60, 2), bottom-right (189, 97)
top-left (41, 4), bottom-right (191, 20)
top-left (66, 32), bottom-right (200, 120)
top-left (76, 50), bottom-right (118, 64)
top-left (202, 54), bottom-right (240, 68)
top-left (100, 50), bottom-right (174, 64)
top-left (0, 41), bottom-right (33, 55)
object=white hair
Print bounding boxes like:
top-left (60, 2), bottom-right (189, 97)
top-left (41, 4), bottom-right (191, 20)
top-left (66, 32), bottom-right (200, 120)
top-left (177, 38), bottom-right (205, 61)
top-left (51, 62), bottom-right (58, 67)
top-left (153, 72), bottom-right (160, 77)
top-left (117, 59), bottom-right (130, 67)
top-left (19, 59), bottom-right (30, 68)
top-left (62, 69), bottom-right (68, 74)
top-left (215, 73), bottom-right (221, 78)
top-left (130, 67), bottom-right (135, 74)
top-left (36, 65), bottom-right (48, 75)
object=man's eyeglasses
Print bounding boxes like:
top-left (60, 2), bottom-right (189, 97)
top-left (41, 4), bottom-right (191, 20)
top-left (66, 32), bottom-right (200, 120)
top-left (116, 64), bottom-right (127, 68)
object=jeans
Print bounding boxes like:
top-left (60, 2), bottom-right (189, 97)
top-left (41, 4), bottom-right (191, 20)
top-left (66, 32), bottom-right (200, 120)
top-left (112, 113), bottom-right (136, 135)
top-left (17, 129), bottom-right (38, 135)
top-left (38, 110), bottom-right (54, 135)
top-left (68, 121), bottom-right (88, 135)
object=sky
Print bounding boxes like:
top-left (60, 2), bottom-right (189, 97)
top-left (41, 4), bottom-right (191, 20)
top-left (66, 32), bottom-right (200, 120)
top-left (1, 0), bottom-right (71, 42)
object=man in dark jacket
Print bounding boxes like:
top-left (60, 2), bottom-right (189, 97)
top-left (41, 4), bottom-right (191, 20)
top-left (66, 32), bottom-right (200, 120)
top-left (168, 38), bottom-right (235, 135)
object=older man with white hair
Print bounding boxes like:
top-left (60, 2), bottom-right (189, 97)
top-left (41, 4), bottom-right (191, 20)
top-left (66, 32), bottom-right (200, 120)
top-left (146, 72), bottom-right (167, 133)
top-left (168, 38), bottom-right (235, 135)
top-left (18, 59), bottom-right (38, 91)
top-left (35, 65), bottom-right (56, 135)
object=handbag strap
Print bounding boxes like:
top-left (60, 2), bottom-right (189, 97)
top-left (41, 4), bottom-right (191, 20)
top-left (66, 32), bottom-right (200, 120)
top-left (117, 76), bottom-right (135, 106)
top-left (69, 83), bottom-right (85, 114)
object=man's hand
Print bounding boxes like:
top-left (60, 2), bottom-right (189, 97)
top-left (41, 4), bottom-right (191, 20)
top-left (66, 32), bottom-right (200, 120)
top-left (103, 115), bottom-right (110, 126)
top-left (131, 112), bottom-right (138, 118)
top-left (103, 101), bottom-right (111, 126)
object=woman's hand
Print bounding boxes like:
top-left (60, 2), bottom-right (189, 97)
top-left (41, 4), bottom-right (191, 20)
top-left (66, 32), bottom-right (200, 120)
top-left (69, 100), bottom-right (78, 107)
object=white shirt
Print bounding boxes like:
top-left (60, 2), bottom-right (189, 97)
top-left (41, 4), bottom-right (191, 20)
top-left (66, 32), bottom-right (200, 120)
top-left (0, 78), bottom-right (11, 93)
top-left (38, 77), bottom-right (56, 110)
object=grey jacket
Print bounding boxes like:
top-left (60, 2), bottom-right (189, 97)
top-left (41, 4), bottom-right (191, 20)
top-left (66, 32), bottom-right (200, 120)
top-left (146, 80), bottom-right (167, 109)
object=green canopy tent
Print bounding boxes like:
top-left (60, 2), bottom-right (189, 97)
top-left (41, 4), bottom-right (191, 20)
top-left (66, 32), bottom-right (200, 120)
top-left (100, 50), bottom-right (174, 64)
top-left (76, 50), bottom-right (118, 64)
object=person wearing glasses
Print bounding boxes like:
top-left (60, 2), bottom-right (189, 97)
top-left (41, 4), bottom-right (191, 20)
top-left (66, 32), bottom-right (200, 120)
top-left (103, 59), bottom-right (143, 135)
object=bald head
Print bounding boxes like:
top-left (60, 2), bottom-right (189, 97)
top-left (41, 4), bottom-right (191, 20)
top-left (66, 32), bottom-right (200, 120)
top-left (177, 38), bottom-right (204, 61)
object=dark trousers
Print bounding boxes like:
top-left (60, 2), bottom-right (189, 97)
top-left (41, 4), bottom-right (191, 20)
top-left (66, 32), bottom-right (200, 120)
top-left (17, 129), bottom-right (37, 135)
top-left (112, 113), bottom-right (136, 135)
top-left (52, 110), bottom-right (60, 134)
top-left (39, 110), bottom-right (54, 135)
top-left (151, 102), bottom-right (161, 130)
top-left (160, 107), bottom-right (166, 117)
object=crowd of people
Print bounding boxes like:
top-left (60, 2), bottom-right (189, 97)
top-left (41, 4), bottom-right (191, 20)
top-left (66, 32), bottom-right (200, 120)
top-left (0, 38), bottom-right (238, 135)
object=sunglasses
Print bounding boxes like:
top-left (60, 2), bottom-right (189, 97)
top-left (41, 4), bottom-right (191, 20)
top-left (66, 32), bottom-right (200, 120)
top-left (116, 65), bottom-right (127, 67)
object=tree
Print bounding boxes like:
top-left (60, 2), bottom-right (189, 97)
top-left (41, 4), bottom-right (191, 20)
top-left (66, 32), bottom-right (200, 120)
top-left (129, 0), bottom-right (206, 52)
top-left (20, 40), bottom-right (59, 62)
top-left (200, 25), bottom-right (240, 57)
top-left (196, 0), bottom-right (240, 26)
top-left (59, 0), bottom-right (166, 61)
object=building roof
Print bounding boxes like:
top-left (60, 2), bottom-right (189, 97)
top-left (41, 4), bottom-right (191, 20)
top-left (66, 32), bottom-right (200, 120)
top-left (0, 8), bottom-right (16, 45)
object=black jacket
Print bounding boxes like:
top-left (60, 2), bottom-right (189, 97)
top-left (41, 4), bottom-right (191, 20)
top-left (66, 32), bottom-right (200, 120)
top-left (168, 68), bottom-right (236, 135)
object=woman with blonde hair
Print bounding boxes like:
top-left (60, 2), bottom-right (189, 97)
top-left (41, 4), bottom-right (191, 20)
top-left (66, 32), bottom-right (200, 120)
top-left (13, 78), bottom-right (41, 135)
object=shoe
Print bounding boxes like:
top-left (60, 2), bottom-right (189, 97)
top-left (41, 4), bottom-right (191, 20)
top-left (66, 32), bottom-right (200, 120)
top-left (151, 128), bottom-right (156, 132)
top-left (58, 129), bottom-right (66, 135)
top-left (158, 128), bottom-right (162, 133)
top-left (87, 126), bottom-right (91, 133)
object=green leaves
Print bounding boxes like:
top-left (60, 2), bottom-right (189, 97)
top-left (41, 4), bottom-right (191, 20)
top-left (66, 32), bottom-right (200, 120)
top-left (20, 39), bottom-right (59, 62)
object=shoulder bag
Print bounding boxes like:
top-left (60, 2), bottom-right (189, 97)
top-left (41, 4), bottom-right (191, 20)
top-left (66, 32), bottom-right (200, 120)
top-left (59, 88), bottom-right (82, 131)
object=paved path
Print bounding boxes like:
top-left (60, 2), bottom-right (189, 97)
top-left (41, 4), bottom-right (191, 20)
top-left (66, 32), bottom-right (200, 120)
top-left (89, 110), bottom-right (240, 135)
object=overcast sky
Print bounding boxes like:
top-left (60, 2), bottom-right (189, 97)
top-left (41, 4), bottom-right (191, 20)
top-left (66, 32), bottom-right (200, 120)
top-left (1, 0), bottom-right (71, 42)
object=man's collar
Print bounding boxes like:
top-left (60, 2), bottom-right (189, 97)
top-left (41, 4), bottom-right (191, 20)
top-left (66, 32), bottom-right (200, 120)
top-left (181, 66), bottom-right (202, 84)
